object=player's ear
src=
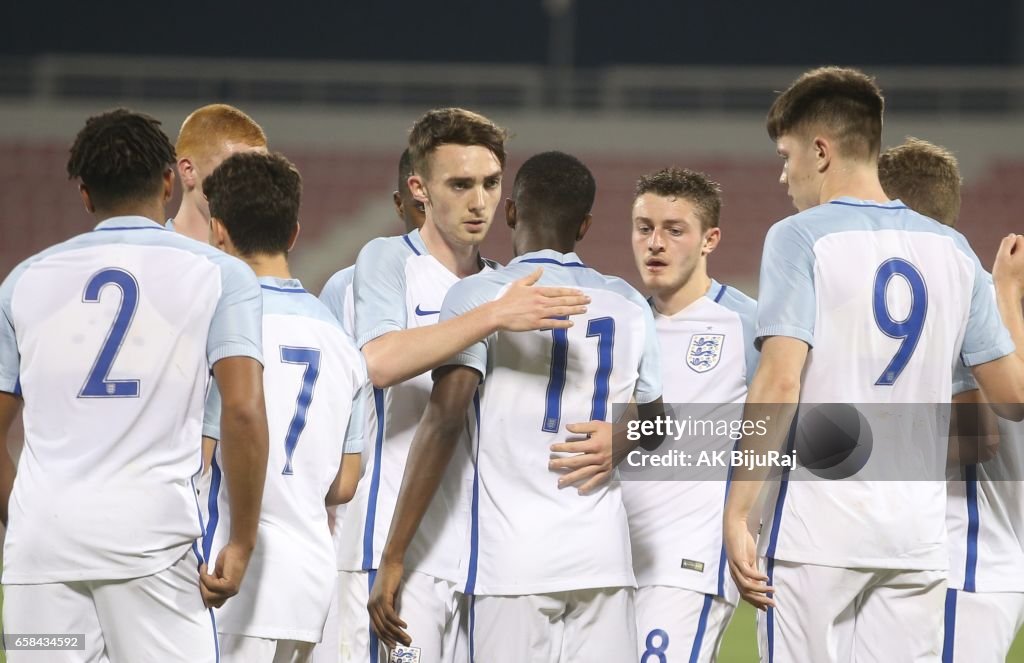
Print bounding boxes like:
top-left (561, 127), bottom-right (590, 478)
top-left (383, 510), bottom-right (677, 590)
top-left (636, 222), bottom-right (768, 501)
top-left (392, 191), bottom-right (403, 221)
top-left (162, 168), bottom-right (174, 204)
top-left (814, 136), bottom-right (831, 173)
top-left (178, 157), bottom-right (198, 191)
top-left (210, 217), bottom-right (229, 250)
top-left (505, 198), bottom-right (517, 229)
top-left (702, 226), bottom-right (721, 256)
top-left (288, 222), bottom-right (301, 252)
top-left (408, 175), bottom-right (429, 205)
top-left (78, 184), bottom-right (96, 214)
top-left (576, 213), bottom-right (593, 241)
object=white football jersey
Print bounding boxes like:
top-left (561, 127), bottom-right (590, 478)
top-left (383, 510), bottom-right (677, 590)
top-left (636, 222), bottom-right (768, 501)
top-left (337, 230), bottom-right (494, 582)
top-left (319, 265), bottom-right (360, 569)
top-left (947, 288), bottom-right (1024, 593)
top-left (204, 277), bottom-right (367, 641)
top-left (621, 281), bottom-right (756, 602)
top-left (0, 216), bottom-right (262, 584)
top-left (755, 198), bottom-right (1013, 570)
top-left (440, 249), bottom-right (662, 595)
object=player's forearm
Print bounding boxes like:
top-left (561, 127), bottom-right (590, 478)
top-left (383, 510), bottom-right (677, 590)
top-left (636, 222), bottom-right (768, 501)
top-left (996, 282), bottom-right (1024, 364)
top-left (326, 453), bottom-right (361, 506)
top-left (363, 305), bottom-right (498, 388)
top-left (219, 399), bottom-right (269, 550)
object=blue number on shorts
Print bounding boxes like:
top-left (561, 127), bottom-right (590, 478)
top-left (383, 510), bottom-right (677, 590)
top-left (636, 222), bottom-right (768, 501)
top-left (280, 346), bottom-right (322, 475)
top-left (641, 628), bottom-right (669, 663)
top-left (872, 258), bottom-right (928, 386)
top-left (541, 317), bottom-right (616, 432)
top-left (79, 268), bottom-right (141, 398)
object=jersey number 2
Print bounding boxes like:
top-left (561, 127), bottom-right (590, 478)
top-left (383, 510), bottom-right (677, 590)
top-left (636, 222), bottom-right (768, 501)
top-left (280, 346), bottom-right (321, 475)
top-left (873, 258), bottom-right (928, 386)
top-left (79, 268), bottom-right (140, 398)
top-left (542, 317), bottom-right (615, 432)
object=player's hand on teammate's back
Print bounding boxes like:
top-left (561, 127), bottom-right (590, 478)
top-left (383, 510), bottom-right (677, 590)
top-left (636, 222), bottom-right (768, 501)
top-left (368, 560), bottom-right (411, 649)
top-left (199, 541), bottom-right (253, 609)
top-left (723, 515), bottom-right (775, 611)
top-left (993, 233), bottom-right (1024, 294)
top-left (490, 267), bottom-right (589, 331)
top-left (550, 421), bottom-right (613, 495)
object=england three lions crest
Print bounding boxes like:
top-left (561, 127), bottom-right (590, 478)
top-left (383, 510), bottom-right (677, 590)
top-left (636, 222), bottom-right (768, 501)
top-left (687, 333), bottom-right (724, 373)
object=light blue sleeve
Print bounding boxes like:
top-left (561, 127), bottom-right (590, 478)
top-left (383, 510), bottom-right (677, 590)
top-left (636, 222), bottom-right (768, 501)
top-left (319, 267), bottom-right (353, 326)
top-left (354, 238), bottom-right (409, 349)
top-left (202, 378), bottom-right (222, 441)
top-left (736, 298), bottom-right (760, 387)
top-left (952, 359), bottom-right (979, 397)
top-left (755, 220), bottom-right (816, 349)
top-left (437, 276), bottom-right (494, 378)
top-left (0, 264), bottom-right (24, 394)
top-left (208, 256), bottom-right (264, 366)
top-left (960, 264), bottom-right (1014, 367)
top-left (343, 381), bottom-right (367, 454)
top-left (633, 300), bottom-right (663, 404)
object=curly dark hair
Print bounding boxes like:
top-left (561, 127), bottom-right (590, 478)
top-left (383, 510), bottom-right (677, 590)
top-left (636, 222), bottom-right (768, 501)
top-left (203, 152), bottom-right (302, 257)
top-left (66, 108), bottom-right (176, 211)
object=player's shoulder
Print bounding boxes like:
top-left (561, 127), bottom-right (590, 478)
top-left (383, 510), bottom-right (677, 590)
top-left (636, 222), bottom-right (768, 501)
top-left (355, 231), bottom-right (423, 269)
top-left (322, 265), bottom-right (356, 293)
top-left (710, 281), bottom-right (756, 318)
top-left (579, 266), bottom-right (649, 311)
top-left (262, 279), bottom-right (344, 330)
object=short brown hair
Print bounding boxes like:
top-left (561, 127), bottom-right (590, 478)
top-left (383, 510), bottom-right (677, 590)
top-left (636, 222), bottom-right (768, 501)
top-left (634, 167), bottom-right (722, 232)
top-left (767, 67), bottom-right (884, 162)
top-left (175, 104), bottom-right (267, 162)
top-left (878, 137), bottom-right (962, 227)
top-left (408, 108), bottom-right (508, 177)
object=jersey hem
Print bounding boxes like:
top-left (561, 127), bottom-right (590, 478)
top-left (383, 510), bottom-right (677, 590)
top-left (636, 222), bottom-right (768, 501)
top-left (471, 573), bottom-right (636, 596)
top-left (763, 550), bottom-right (948, 572)
top-left (1, 543), bottom-right (191, 585)
top-left (356, 323), bottom-right (403, 350)
top-left (209, 342), bottom-right (263, 367)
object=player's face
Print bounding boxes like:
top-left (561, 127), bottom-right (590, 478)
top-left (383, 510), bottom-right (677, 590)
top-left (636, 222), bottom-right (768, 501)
top-left (777, 133), bottom-right (820, 212)
top-left (632, 193), bottom-right (709, 294)
top-left (415, 144), bottom-right (502, 248)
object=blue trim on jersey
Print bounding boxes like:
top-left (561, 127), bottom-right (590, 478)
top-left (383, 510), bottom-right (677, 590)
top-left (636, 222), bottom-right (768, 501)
top-left (259, 284), bottom-right (307, 294)
top-left (361, 387), bottom-right (386, 570)
top-left (189, 543), bottom-right (220, 662)
top-left (717, 439), bottom-right (740, 597)
top-left (465, 391), bottom-right (482, 594)
top-left (827, 200), bottom-right (908, 211)
top-left (766, 557), bottom-right (776, 663)
top-left (368, 569), bottom-right (380, 663)
top-left (469, 594), bottom-right (477, 663)
top-left (964, 465), bottom-right (980, 591)
top-left (93, 225), bottom-right (169, 232)
top-left (190, 540), bottom-right (205, 568)
top-left (189, 458), bottom-right (208, 563)
top-left (403, 234), bottom-right (422, 256)
top-left (12, 376), bottom-right (20, 397)
top-left (942, 588), bottom-right (957, 663)
top-left (202, 455), bottom-right (223, 564)
top-left (713, 283), bottom-right (728, 304)
top-left (688, 593), bottom-right (714, 663)
top-left (765, 413), bottom-right (798, 558)
top-left (518, 257), bottom-right (587, 268)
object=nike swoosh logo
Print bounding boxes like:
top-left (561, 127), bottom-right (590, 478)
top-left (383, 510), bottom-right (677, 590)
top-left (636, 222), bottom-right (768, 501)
top-left (414, 305), bottom-right (441, 316)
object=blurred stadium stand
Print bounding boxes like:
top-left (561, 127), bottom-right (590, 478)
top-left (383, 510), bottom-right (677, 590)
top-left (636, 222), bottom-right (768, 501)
top-left (1, 56), bottom-right (1022, 296)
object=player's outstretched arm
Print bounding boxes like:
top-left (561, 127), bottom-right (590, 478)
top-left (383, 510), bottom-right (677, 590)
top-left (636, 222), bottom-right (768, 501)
top-left (0, 391), bottom-right (22, 527)
top-left (723, 335), bottom-right (806, 610)
top-left (972, 234), bottom-right (1024, 419)
top-left (326, 453), bottom-right (362, 506)
top-left (368, 365), bottom-right (480, 649)
top-left (552, 399), bottom-right (666, 495)
top-left (362, 268), bottom-right (589, 388)
top-left (200, 356), bottom-right (269, 609)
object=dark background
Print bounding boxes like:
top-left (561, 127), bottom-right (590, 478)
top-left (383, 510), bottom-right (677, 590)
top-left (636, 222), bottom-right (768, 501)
top-left (4, 1), bottom-right (1021, 66)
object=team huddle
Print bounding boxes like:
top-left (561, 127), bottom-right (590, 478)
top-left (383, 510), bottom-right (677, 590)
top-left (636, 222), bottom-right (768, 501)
top-left (1, 65), bottom-right (1023, 663)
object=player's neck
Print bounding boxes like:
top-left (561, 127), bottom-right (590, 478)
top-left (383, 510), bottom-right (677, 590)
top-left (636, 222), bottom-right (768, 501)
top-left (95, 201), bottom-right (166, 226)
top-left (819, 164), bottom-right (890, 206)
top-left (244, 254), bottom-right (292, 280)
top-left (172, 192), bottom-right (210, 242)
top-left (420, 221), bottom-right (482, 278)
top-left (652, 270), bottom-right (712, 317)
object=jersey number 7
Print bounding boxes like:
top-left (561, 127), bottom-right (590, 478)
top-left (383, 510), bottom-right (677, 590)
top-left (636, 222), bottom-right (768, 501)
top-left (280, 346), bottom-right (322, 475)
